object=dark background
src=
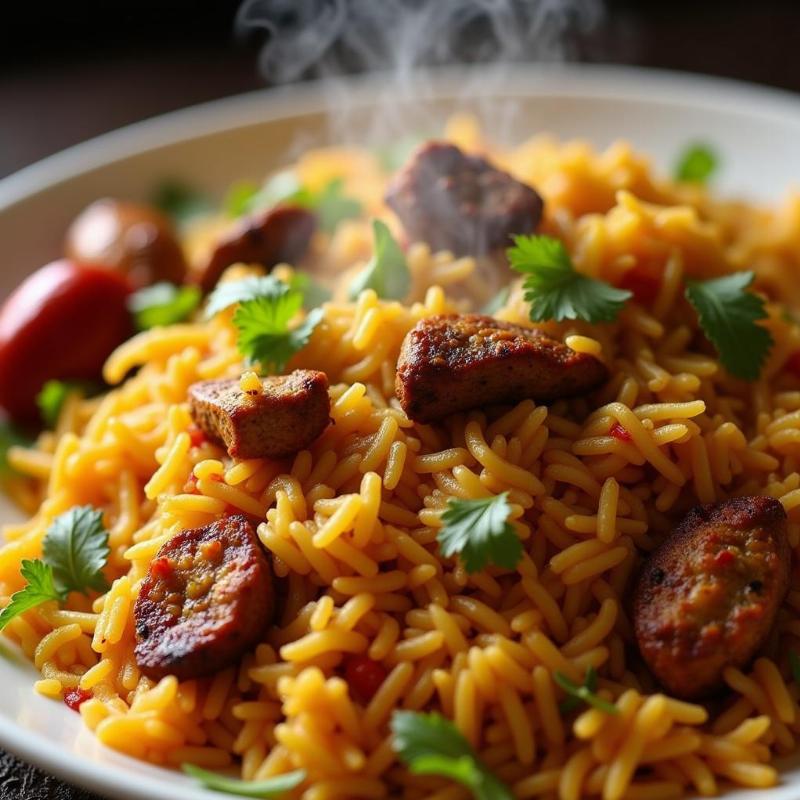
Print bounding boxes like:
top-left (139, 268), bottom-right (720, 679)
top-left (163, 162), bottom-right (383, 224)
top-left (1, 0), bottom-right (799, 797)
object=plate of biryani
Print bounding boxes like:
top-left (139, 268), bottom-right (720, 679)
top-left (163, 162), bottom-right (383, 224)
top-left (4, 65), bottom-right (800, 800)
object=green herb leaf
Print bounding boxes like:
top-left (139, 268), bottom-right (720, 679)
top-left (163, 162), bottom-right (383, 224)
top-left (674, 143), bottom-right (719, 184)
top-left (0, 560), bottom-right (62, 630)
top-left (684, 271), bottom-right (773, 381)
top-left (555, 667), bottom-right (619, 715)
top-left (438, 492), bottom-right (521, 574)
top-left (375, 134), bottom-right (427, 172)
top-left (481, 287), bottom-right (510, 316)
top-left (36, 380), bottom-right (99, 428)
top-left (128, 282), bottom-right (201, 331)
top-left (286, 272), bottom-right (332, 309)
top-left (508, 235), bottom-right (631, 323)
top-left (224, 180), bottom-right (260, 218)
top-left (311, 178), bottom-right (362, 234)
top-left (233, 281), bottom-right (323, 374)
top-left (0, 421), bottom-right (31, 477)
top-left (241, 171), bottom-right (305, 216)
top-left (205, 274), bottom-right (329, 320)
top-left (349, 220), bottom-right (410, 300)
top-left (391, 711), bottom-right (513, 800)
top-left (182, 764), bottom-right (306, 798)
top-left (152, 181), bottom-right (212, 226)
top-left (42, 506), bottom-right (110, 596)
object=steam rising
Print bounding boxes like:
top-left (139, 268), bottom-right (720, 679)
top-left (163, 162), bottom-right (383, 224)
top-left (236, 0), bottom-right (604, 146)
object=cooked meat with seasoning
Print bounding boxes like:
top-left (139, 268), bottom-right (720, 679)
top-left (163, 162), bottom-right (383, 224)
top-left (385, 141), bottom-right (543, 256)
top-left (395, 314), bottom-right (608, 423)
top-left (134, 515), bottom-right (273, 681)
top-left (188, 369), bottom-right (330, 459)
top-left (194, 206), bottom-right (316, 292)
top-left (65, 199), bottom-right (187, 288)
top-left (633, 496), bottom-right (790, 700)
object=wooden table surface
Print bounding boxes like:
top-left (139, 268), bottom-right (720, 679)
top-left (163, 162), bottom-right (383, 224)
top-left (1, 0), bottom-right (799, 796)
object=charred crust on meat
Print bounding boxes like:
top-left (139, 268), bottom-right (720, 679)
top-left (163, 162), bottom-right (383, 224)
top-left (395, 313), bottom-right (608, 423)
top-left (385, 141), bottom-right (544, 256)
top-left (633, 496), bottom-right (790, 700)
top-left (188, 369), bottom-right (331, 460)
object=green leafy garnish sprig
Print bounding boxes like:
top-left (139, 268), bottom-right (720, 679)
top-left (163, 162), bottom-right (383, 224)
top-left (128, 282), bottom-right (201, 331)
top-left (391, 711), bottom-right (513, 800)
top-left (674, 143), bottom-right (719, 184)
top-left (0, 506), bottom-right (110, 630)
top-left (152, 181), bottom-right (213, 227)
top-left (438, 492), bottom-right (522, 574)
top-left (182, 764), bottom-right (306, 798)
top-left (205, 274), bottom-right (329, 319)
top-left (348, 220), bottom-right (411, 301)
top-left (508, 234), bottom-right (631, 324)
top-left (685, 271), bottom-right (773, 381)
top-left (554, 666), bottom-right (619, 716)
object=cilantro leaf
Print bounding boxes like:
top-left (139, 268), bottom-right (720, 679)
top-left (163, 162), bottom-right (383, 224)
top-left (438, 492), bottom-right (522, 574)
top-left (36, 380), bottom-right (99, 428)
top-left (152, 181), bottom-right (212, 226)
top-left (0, 421), bottom-right (31, 477)
top-left (674, 143), bottom-right (719, 184)
top-left (42, 506), bottom-right (110, 596)
top-left (182, 764), bottom-right (306, 798)
top-left (128, 282), bottom-right (201, 331)
top-left (233, 283), bottom-right (323, 374)
top-left (224, 180), bottom-right (260, 218)
top-left (508, 235), bottom-right (631, 323)
top-left (286, 272), bottom-right (332, 308)
top-left (481, 287), bottom-right (510, 316)
top-left (391, 711), bottom-right (513, 800)
top-left (205, 274), bottom-right (328, 319)
top-left (554, 667), bottom-right (619, 716)
top-left (375, 133), bottom-right (427, 172)
top-left (241, 171), bottom-right (304, 216)
top-left (349, 220), bottom-right (411, 300)
top-left (685, 271), bottom-right (773, 381)
top-left (0, 560), bottom-right (62, 630)
top-left (311, 178), bottom-right (362, 234)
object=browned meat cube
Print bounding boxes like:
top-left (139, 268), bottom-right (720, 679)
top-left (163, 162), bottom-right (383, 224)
top-left (634, 496), bottom-right (790, 700)
top-left (134, 515), bottom-right (273, 681)
top-left (193, 205), bottom-right (316, 293)
top-left (395, 314), bottom-right (608, 423)
top-left (188, 369), bottom-right (330, 459)
top-left (385, 141), bottom-right (543, 256)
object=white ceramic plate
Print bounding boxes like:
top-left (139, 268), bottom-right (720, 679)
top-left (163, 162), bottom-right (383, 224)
top-left (2, 64), bottom-right (800, 799)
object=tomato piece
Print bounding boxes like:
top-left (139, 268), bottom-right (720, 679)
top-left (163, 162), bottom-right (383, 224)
top-left (610, 422), bottom-right (633, 442)
top-left (785, 351), bottom-right (800, 379)
top-left (63, 687), bottom-right (92, 712)
top-left (0, 260), bottom-right (133, 421)
top-left (188, 424), bottom-right (207, 448)
top-left (344, 655), bottom-right (388, 702)
top-left (619, 265), bottom-right (661, 305)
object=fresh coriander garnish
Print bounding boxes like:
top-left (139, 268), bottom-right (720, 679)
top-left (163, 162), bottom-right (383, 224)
top-left (0, 506), bottom-right (110, 630)
top-left (438, 492), bottom-right (522, 574)
top-left (302, 177), bottom-right (362, 234)
top-left (205, 274), bottom-right (329, 319)
top-left (348, 220), bottom-right (411, 301)
top-left (674, 143), bottom-right (719, 184)
top-left (685, 271), bottom-right (773, 381)
top-left (481, 287), bottom-right (510, 316)
top-left (375, 133), bottom-right (427, 172)
top-left (391, 711), bottom-right (513, 800)
top-left (152, 180), bottom-right (212, 226)
top-left (36, 380), bottom-right (99, 428)
top-left (224, 180), bottom-right (260, 218)
top-left (128, 282), bottom-right (201, 331)
top-left (0, 421), bottom-right (29, 477)
top-left (508, 234), bottom-right (631, 323)
top-left (181, 764), bottom-right (306, 798)
top-left (232, 281), bottom-right (323, 374)
top-left (554, 666), bottom-right (619, 715)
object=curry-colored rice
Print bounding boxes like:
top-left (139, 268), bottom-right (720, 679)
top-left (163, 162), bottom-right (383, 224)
top-left (5, 116), bottom-right (800, 798)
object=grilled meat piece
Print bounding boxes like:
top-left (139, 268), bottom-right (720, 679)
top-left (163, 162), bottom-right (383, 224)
top-left (193, 206), bottom-right (316, 293)
top-left (134, 515), bottom-right (273, 681)
top-left (385, 141), bottom-right (543, 256)
top-left (395, 314), bottom-right (608, 423)
top-left (188, 369), bottom-right (330, 459)
top-left (633, 496), bottom-right (790, 699)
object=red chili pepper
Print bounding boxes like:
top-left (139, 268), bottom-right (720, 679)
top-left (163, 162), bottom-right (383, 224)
top-left (785, 351), bottom-right (800, 379)
top-left (151, 556), bottom-right (174, 581)
top-left (610, 422), bottom-right (633, 442)
top-left (64, 687), bottom-right (92, 712)
top-left (344, 656), bottom-right (388, 703)
top-left (188, 425), bottom-right (207, 448)
top-left (619, 265), bottom-right (661, 306)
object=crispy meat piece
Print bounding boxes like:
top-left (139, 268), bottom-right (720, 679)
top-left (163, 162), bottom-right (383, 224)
top-left (193, 205), bottom-right (316, 293)
top-left (385, 141), bottom-right (543, 256)
top-left (188, 369), bottom-right (330, 459)
top-left (134, 515), bottom-right (273, 681)
top-left (633, 496), bottom-right (790, 700)
top-left (395, 314), bottom-right (608, 423)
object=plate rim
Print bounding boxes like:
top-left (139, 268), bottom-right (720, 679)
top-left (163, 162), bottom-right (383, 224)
top-left (3, 62), bottom-right (800, 799)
